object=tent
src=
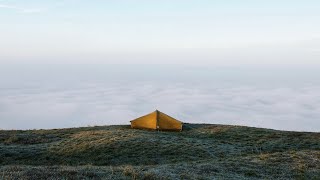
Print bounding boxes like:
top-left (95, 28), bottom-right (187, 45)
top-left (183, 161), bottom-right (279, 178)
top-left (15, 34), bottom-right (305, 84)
top-left (130, 110), bottom-right (183, 131)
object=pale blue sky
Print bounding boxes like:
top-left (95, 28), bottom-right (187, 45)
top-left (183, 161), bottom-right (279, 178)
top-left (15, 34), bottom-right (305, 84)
top-left (0, 0), bottom-right (320, 65)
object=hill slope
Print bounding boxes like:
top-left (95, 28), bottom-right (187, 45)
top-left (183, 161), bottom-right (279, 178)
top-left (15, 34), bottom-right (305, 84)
top-left (0, 124), bottom-right (319, 179)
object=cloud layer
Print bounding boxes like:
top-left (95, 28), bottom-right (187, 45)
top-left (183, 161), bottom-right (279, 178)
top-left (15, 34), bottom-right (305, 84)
top-left (1, 82), bottom-right (320, 132)
top-left (0, 65), bottom-right (319, 132)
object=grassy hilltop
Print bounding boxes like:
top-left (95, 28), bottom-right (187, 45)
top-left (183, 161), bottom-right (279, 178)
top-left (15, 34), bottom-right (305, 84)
top-left (0, 124), bottom-right (319, 179)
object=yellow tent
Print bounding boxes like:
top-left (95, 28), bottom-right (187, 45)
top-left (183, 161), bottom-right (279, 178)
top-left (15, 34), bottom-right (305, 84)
top-left (130, 110), bottom-right (183, 131)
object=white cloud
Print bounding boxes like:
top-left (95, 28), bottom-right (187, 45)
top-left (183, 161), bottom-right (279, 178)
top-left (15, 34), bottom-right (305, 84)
top-left (0, 3), bottom-right (44, 13)
top-left (1, 81), bottom-right (320, 132)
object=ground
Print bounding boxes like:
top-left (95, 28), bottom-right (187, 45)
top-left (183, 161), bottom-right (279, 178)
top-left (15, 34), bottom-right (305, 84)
top-left (0, 124), bottom-right (319, 179)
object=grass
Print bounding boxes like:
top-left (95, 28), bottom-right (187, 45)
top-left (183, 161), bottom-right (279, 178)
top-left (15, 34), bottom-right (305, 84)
top-left (0, 124), bottom-right (319, 179)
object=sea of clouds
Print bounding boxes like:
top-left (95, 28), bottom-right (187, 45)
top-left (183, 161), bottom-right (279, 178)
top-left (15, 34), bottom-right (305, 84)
top-left (0, 64), bottom-right (319, 132)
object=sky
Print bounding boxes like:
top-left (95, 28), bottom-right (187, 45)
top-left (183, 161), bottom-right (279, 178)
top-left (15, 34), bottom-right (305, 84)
top-left (0, 1), bottom-right (320, 131)
top-left (0, 0), bottom-right (320, 65)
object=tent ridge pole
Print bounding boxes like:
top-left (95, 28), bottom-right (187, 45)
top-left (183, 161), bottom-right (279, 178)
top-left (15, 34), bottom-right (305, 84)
top-left (156, 110), bottom-right (159, 131)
